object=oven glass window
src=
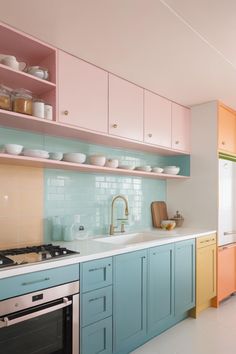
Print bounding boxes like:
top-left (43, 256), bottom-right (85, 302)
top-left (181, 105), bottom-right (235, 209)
top-left (0, 303), bottom-right (72, 354)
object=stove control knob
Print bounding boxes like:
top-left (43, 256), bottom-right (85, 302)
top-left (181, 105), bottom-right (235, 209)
top-left (0, 260), bottom-right (3, 265)
top-left (55, 251), bottom-right (59, 256)
top-left (62, 250), bottom-right (67, 254)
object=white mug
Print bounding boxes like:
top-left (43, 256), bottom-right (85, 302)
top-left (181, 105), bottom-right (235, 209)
top-left (27, 66), bottom-right (49, 80)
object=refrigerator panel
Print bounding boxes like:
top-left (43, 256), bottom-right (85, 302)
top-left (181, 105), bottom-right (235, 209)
top-left (218, 159), bottom-right (236, 245)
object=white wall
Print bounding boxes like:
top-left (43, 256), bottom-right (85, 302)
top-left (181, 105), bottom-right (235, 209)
top-left (167, 101), bottom-right (218, 229)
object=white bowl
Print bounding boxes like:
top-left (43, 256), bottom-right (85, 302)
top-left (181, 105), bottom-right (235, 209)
top-left (23, 149), bottom-right (49, 159)
top-left (161, 220), bottom-right (176, 230)
top-left (4, 144), bottom-right (23, 155)
top-left (163, 166), bottom-right (180, 175)
top-left (118, 164), bottom-right (135, 170)
top-left (49, 152), bottom-right (63, 161)
top-left (152, 167), bottom-right (164, 173)
top-left (105, 159), bottom-right (119, 168)
top-left (89, 155), bottom-right (106, 166)
top-left (63, 152), bottom-right (86, 164)
top-left (135, 166), bottom-right (152, 172)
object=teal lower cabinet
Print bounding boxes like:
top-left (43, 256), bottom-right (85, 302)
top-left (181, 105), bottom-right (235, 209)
top-left (81, 317), bottom-right (112, 354)
top-left (80, 239), bottom-right (196, 354)
top-left (113, 250), bottom-right (147, 354)
top-left (147, 243), bottom-right (174, 337)
top-left (175, 239), bottom-right (195, 315)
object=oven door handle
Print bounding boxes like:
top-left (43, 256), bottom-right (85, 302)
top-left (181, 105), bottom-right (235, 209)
top-left (0, 297), bottom-right (72, 328)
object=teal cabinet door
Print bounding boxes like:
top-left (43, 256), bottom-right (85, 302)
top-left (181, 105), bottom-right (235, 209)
top-left (113, 250), bottom-right (147, 354)
top-left (81, 317), bottom-right (112, 354)
top-left (175, 239), bottom-right (195, 315)
top-left (147, 243), bottom-right (174, 336)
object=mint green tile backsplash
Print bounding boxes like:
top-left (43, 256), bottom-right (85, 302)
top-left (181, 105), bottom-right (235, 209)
top-left (44, 170), bottom-right (166, 240)
top-left (0, 126), bottom-right (190, 240)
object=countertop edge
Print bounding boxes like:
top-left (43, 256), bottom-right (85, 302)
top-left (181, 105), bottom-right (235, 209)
top-left (0, 229), bottom-right (216, 279)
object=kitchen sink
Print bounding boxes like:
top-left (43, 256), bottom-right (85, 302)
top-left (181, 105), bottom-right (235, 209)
top-left (94, 232), bottom-right (160, 246)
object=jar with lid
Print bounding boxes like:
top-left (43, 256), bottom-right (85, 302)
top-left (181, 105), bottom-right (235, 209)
top-left (32, 98), bottom-right (45, 118)
top-left (0, 85), bottom-right (12, 111)
top-left (13, 88), bottom-right (33, 115)
top-left (44, 103), bottom-right (53, 120)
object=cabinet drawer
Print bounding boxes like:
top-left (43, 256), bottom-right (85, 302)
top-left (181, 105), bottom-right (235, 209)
top-left (0, 264), bottom-right (80, 300)
top-left (197, 234), bottom-right (216, 249)
top-left (81, 286), bottom-right (112, 327)
top-left (81, 316), bottom-right (112, 354)
top-left (81, 258), bottom-right (112, 292)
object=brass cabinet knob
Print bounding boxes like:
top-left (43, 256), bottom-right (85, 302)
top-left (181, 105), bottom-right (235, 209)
top-left (148, 133), bottom-right (152, 138)
top-left (64, 110), bottom-right (69, 116)
top-left (222, 141), bottom-right (226, 145)
top-left (175, 140), bottom-right (179, 145)
top-left (112, 123), bottom-right (118, 128)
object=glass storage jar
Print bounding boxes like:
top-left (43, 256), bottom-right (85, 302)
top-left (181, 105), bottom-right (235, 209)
top-left (0, 85), bottom-right (11, 111)
top-left (32, 98), bottom-right (45, 118)
top-left (44, 103), bottom-right (53, 120)
top-left (13, 88), bottom-right (33, 115)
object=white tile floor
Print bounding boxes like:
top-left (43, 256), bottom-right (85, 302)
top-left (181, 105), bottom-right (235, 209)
top-left (132, 295), bottom-right (236, 354)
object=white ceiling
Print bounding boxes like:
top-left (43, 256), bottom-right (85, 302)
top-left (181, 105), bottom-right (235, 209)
top-left (1, 0), bottom-right (236, 108)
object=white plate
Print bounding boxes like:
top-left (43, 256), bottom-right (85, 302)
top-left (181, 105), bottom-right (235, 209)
top-left (23, 149), bottom-right (49, 159)
top-left (118, 165), bottom-right (135, 170)
top-left (135, 166), bottom-right (152, 172)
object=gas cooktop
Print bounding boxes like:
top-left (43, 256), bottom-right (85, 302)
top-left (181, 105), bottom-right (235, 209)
top-left (0, 244), bottom-right (78, 268)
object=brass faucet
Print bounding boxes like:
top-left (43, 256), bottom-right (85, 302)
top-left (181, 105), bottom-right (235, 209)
top-left (109, 195), bottom-right (129, 235)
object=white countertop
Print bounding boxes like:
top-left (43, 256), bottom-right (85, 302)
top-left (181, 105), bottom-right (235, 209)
top-left (0, 228), bottom-right (216, 279)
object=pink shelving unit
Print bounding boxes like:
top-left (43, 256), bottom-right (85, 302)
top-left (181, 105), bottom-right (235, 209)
top-left (0, 153), bottom-right (189, 180)
top-left (0, 21), bottom-right (190, 178)
top-left (0, 64), bottom-right (56, 93)
top-left (0, 22), bottom-right (57, 120)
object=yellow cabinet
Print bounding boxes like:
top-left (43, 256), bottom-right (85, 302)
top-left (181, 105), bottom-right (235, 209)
top-left (218, 104), bottom-right (236, 154)
top-left (191, 234), bottom-right (217, 317)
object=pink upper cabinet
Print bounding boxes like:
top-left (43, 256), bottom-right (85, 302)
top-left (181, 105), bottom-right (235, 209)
top-left (58, 50), bottom-right (108, 133)
top-left (109, 74), bottom-right (143, 142)
top-left (144, 90), bottom-right (171, 148)
top-left (171, 103), bottom-right (190, 153)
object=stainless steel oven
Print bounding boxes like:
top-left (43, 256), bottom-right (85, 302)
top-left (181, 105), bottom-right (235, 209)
top-left (0, 281), bottom-right (79, 354)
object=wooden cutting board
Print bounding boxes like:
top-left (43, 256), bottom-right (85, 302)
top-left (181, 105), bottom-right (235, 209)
top-left (151, 201), bottom-right (168, 228)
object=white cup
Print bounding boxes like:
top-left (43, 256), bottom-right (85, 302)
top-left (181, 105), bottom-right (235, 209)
top-left (27, 66), bottom-right (48, 80)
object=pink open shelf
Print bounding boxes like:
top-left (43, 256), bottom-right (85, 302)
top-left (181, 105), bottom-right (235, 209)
top-left (0, 22), bottom-right (56, 83)
top-left (0, 153), bottom-right (189, 180)
top-left (0, 64), bottom-right (55, 95)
